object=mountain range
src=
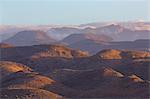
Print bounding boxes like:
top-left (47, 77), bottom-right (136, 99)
top-left (2, 29), bottom-right (149, 54)
top-left (0, 21), bottom-right (150, 98)
top-left (1, 21), bottom-right (150, 41)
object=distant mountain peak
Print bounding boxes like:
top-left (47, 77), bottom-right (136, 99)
top-left (3, 30), bottom-right (56, 46)
top-left (102, 23), bottom-right (124, 31)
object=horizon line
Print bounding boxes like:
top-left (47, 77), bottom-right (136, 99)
top-left (1, 20), bottom-right (150, 26)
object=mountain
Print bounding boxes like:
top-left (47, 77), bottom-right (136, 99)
top-left (69, 39), bottom-right (150, 54)
top-left (87, 24), bottom-right (150, 41)
top-left (0, 25), bottom-right (25, 41)
top-left (61, 33), bottom-right (113, 45)
top-left (80, 23), bottom-right (150, 41)
top-left (1, 22), bottom-right (149, 43)
top-left (61, 24), bottom-right (150, 41)
top-left (47, 24), bottom-right (124, 41)
top-left (115, 29), bottom-right (150, 41)
top-left (3, 30), bottom-right (56, 46)
top-left (0, 25), bottom-right (60, 41)
top-left (0, 23), bottom-right (150, 99)
top-left (96, 24), bottom-right (124, 34)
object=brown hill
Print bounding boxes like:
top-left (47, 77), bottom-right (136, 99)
top-left (49, 67), bottom-right (124, 86)
top-left (0, 61), bottom-right (32, 78)
top-left (31, 45), bottom-right (89, 59)
top-left (95, 49), bottom-right (150, 59)
top-left (1, 71), bottom-right (55, 89)
top-left (1, 44), bottom-right (89, 62)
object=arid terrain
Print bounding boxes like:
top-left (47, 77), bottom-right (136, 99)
top-left (0, 22), bottom-right (150, 99)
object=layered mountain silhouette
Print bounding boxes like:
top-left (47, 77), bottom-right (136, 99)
top-left (47, 24), bottom-right (150, 41)
top-left (1, 23), bottom-right (150, 48)
top-left (1, 22), bottom-right (150, 41)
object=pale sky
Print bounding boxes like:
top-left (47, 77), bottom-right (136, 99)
top-left (0, 0), bottom-right (149, 25)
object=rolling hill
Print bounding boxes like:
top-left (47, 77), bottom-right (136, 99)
top-left (0, 44), bottom-right (150, 98)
